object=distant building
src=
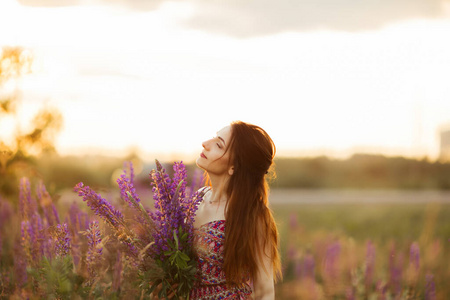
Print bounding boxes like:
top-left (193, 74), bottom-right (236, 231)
top-left (440, 129), bottom-right (450, 162)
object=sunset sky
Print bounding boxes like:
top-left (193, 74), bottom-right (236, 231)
top-left (1, 0), bottom-right (450, 162)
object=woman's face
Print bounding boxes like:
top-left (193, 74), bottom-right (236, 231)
top-left (196, 125), bottom-right (233, 176)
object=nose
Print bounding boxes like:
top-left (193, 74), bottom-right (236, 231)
top-left (202, 138), bottom-right (212, 150)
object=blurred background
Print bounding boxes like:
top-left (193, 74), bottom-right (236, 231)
top-left (1, 0), bottom-right (450, 299)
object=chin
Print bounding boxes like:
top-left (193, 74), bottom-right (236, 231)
top-left (196, 157), bottom-right (206, 170)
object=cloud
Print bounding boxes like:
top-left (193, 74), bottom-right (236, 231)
top-left (17, 0), bottom-right (80, 7)
top-left (183, 0), bottom-right (449, 37)
top-left (17, 0), bottom-right (165, 9)
top-left (15, 0), bottom-right (450, 37)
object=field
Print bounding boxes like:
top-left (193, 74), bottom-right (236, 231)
top-left (271, 195), bottom-right (449, 299)
top-left (1, 179), bottom-right (449, 299)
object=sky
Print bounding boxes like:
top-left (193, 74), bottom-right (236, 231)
top-left (1, 0), bottom-right (450, 162)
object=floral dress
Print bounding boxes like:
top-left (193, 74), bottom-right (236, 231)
top-left (190, 220), bottom-right (252, 300)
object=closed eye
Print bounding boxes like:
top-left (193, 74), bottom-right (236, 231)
top-left (212, 136), bottom-right (223, 149)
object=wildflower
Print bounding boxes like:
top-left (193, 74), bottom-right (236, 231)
top-left (323, 241), bottom-right (341, 278)
top-left (86, 221), bottom-right (103, 278)
top-left (20, 220), bottom-right (33, 265)
top-left (54, 223), bottom-right (71, 257)
top-left (148, 159), bottom-right (204, 297)
top-left (389, 244), bottom-right (403, 296)
top-left (19, 177), bottom-right (37, 221)
top-left (13, 240), bottom-right (28, 287)
top-left (74, 182), bottom-right (125, 229)
top-left (376, 281), bottom-right (387, 300)
top-left (150, 160), bottom-right (203, 255)
top-left (188, 168), bottom-right (204, 198)
top-left (36, 181), bottom-right (60, 226)
top-left (172, 161), bottom-right (187, 200)
top-left (303, 253), bottom-right (315, 280)
top-left (117, 161), bottom-right (141, 209)
top-left (66, 202), bottom-right (90, 267)
top-left (425, 273), bottom-right (436, 300)
top-left (67, 202), bottom-right (90, 233)
top-left (409, 242), bottom-right (420, 271)
top-left (346, 287), bottom-right (355, 300)
top-left (365, 240), bottom-right (376, 289)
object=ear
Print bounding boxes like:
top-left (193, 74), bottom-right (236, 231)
top-left (228, 166), bottom-right (234, 176)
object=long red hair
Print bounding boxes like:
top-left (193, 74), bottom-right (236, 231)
top-left (221, 121), bottom-right (282, 285)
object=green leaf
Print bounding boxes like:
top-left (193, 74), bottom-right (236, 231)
top-left (170, 253), bottom-right (177, 265)
top-left (173, 230), bottom-right (179, 250)
top-left (176, 255), bottom-right (188, 269)
top-left (168, 238), bottom-right (175, 249)
top-left (178, 251), bottom-right (190, 261)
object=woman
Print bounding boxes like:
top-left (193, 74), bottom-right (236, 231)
top-left (191, 121), bottom-right (282, 299)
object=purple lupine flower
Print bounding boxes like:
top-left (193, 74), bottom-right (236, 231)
top-left (150, 161), bottom-right (175, 254)
top-left (117, 161), bottom-right (141, 209)
top-left (124, 160), bottom-right (135, 183)
top-left (376, 280), bottom-right (387, 300)
top-left (18, 178), bottom-right (49, 262)
top-left (19, 177), bottom-right (37, 221)
top-left (86, 221), bottom-right (102, 255)
top-left (188, 168), bottom-right (204, 198)
top-left (66, 202), bottom-right (90, 267)
top-left (74, 182), bottom-right (125, 229)
top-left (86, 221), bottom-right (102, 277)
top-left (20, 220), bottom-right (33, 265)
top-left (13, 240), bottom-right (28, 287)
top-left (150, 160), bottom-right (203, 257)
top-left (31, 213), bottom-right (46, 260)
top-left (425, 273), bottom-right (436, 300)
top-left (346, 287), bottom-right (355, 300)
top-left (67, 202), bottom-right (90, 233)
top-left (389, 244), bottom-right (403, 296)
top-left (286, 244), bottom-right (297, 262)
top-left (54, 223), bottom-right (71, 257)
top-left (172, 161), bottom-right (187, 200)
top-left (323, 241), bottom-right (341, 279)
top-left (303, 253), bottom-right (316, 280)
top-left (365, 240), bottom-right (376, 288)
top-left (36, 181), bottom-right (60, 226)
top-left (409, 242), bottom-right (420, 271)
top-left (74, 183), bottom-right (139, 257)
top-left (180, 187), bottom-right (204, 246)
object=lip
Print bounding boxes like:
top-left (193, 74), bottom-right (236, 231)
top-left (200, 152), bottom-right (207, 159)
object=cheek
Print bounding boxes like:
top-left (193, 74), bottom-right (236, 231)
top-left (215, 153), bottom-right (230, 169)
top-left (206, 154), bottom-right (230, 174)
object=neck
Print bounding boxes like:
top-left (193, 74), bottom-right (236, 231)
top-left (207, 172), bottom-right (230, 204)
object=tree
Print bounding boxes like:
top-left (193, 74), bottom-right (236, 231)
top-left (0, 46), bottom-right (63, 196)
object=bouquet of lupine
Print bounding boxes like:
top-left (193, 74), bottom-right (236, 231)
top-left (74, 160), bottom-right (205, 299)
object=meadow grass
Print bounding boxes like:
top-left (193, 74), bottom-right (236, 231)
top-left (272, 201), bottom-right (449, 299)
top-left (2, 181), bottom-right (448, 299)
